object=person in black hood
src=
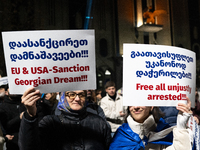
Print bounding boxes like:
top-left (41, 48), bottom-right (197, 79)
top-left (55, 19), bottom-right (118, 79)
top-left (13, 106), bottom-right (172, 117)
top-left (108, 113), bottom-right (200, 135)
top-left (0, 84), bottom-right (8, 104)
top-left (0, 88), bottom-right (26, 150)
top-left (19, 87), bottom-right (111, 150)
top-left (0, 83), bottom-right (8, 150)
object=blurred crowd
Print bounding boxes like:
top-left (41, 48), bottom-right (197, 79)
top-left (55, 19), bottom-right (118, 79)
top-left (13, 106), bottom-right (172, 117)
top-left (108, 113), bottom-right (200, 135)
top-left (0, 72), bottom-right (199, 149)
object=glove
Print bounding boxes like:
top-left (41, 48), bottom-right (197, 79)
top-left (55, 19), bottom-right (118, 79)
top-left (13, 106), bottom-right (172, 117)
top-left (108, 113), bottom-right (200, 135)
top-left (177, 112), bottom-right (192, 129)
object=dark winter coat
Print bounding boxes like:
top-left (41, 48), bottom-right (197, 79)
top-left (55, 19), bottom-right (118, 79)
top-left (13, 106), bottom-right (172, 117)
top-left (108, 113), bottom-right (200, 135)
top-left (19, 109), bottom-right (111, 150)
top-left (0, 95), bottom-right (26, 150)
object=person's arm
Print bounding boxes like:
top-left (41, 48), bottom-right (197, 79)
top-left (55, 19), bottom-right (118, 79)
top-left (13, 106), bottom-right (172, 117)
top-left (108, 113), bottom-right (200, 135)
top-left (19, 111), bottom-right (40, 150)
top-left (0, 109), bottom-right (7, 131)
top-left (165, 97), bottom-right (192, 150)
top-left (18, 87), bottom-right (41, 150)
top-left (5, 112), bottom-right (24, 133)
top-left (4, 134), bottom-right (14, 143)
top-left (21, 87), bottom-right (40, 117)
top-left (97, 105), bottom-right (107, 120)
top-left (0, 107), bottom-right (22, 133)
top-left (104, 122), bottom-right (112, 150)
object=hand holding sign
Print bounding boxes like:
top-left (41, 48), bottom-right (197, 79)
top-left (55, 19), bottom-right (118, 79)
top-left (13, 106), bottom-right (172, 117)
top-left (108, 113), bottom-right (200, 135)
top-left (21, 87), bottom-right (41, 117)
top-left (176, 96), bottom-right (192, 114)
top-left (176, 97), bottom-right (192, 129)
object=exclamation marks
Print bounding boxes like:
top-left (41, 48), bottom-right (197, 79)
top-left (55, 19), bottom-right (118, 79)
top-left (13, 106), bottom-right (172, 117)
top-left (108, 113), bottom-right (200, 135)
top-left (81, 50), bottom-right (88, 57)
top-left (81, 51), bottom-right (84, 57)
top-left (85, 50), bottom-right (88, 57)
top-left (181, 94), bottom-right (186, 100)
top-left (81, 75), bottom-right (87, 81)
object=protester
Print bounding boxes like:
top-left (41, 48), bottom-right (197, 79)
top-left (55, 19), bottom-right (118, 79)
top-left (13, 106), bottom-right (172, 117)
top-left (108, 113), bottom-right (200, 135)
top-left (0, 87), bottom-right (26, 150)
top-left (100, 81), bottom-right (127, 137)
top-left (86, 90), bottom-right (97, 104)
top-left (191, 91), bottom-right (200, 125)
top-left (0, 84), bottom-right (7, 104)
top-left (44, 93), bottom-right (58, 114)
top-left (95, 89), bottom-right (102, 105)
top-left (86, 89), bottom-right (108, 121)
top-left (109, 97), bottom-right (193, 149)
top-left (19, 87), bottom-right (111, 150)
top-left (0, 83), bottom-right (8, 150)
top-left (55, 89), bottom-right (108, 121)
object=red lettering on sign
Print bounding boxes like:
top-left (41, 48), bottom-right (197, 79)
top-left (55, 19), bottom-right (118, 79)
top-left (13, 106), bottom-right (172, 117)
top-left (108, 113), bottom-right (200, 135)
top-left (136, 83), bottom-right (153, 90)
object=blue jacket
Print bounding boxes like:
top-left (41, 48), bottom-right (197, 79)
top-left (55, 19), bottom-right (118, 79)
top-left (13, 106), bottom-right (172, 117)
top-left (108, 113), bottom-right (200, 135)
top-left (159, 107), bottom-right (178, 126)
top-left (109, 118), bottom-right (173, 150)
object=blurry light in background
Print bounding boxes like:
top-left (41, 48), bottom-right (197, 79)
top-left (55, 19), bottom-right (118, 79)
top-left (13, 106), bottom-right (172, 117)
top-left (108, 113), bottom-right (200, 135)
top-left (105, 70), bottom-right (111, 75)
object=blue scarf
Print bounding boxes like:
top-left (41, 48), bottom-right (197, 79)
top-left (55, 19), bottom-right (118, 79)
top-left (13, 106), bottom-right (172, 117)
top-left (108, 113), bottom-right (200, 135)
top-left (57, 92), bottom-right (73, 112)
top-left (109, 118), bottom-right (173, 150)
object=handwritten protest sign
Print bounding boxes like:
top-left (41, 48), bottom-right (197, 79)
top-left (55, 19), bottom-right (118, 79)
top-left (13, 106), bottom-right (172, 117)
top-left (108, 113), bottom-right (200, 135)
top-left (2, 30), bottom-right (96, 94)
top-left (123, 44), bottom-right (196, 107)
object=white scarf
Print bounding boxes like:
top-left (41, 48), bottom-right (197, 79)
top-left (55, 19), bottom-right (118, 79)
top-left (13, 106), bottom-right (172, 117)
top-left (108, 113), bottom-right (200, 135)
top-left (127, 114), bottom-right (175, 142)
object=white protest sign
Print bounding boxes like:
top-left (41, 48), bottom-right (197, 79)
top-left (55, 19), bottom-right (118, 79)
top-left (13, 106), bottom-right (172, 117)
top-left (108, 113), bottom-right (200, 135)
top-left (2, 30), bottom-right (96, 94)
top-left (123, 44), bottom-right (196, 107)
top-left (0, 77), bottom-right (8, 86)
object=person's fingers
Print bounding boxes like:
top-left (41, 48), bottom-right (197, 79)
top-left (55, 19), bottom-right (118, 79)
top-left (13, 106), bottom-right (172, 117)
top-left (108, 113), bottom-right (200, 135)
top-left (186, 96), bottom-right (191, 110)
top-left (177, 96), bottom-right (191, 112)
top-left (22, 87), bottom-right (35, 99)
top-left (23, 95), bottom-right (40, 106)
top-left (177, 107), bottom-right (186, 113)
top-left (21, 89), bottom-right (40, 104)
top-left (176, 105), bottom-right (190, 113)
top-left (23, 94), bottom-right (40, 103)
top-left (6, 135), bottom-right (14, 139)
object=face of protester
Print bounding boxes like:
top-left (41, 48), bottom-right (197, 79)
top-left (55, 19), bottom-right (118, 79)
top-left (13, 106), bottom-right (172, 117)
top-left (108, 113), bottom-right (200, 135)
top-left (65, 90), bottom-right (86, 111)
top-left (0, 88), bottom-right (5, 97)
top-left (96, 91), bottom-right (102, 100)
top-left (106, 86), bottom-right (116, 97)
top-left (129, 106), bottom-right (153, 123)
top-left (7, 89), bottom-right (22, 100)
top-left (45, 93), bottom-right (52, 100)
top-left (87, 90), bottom-right (92, 97)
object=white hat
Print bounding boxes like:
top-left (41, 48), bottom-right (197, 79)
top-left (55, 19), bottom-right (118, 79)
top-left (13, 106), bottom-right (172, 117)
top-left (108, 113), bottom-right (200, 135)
top-left (0, 77), bottom-right (8, 86)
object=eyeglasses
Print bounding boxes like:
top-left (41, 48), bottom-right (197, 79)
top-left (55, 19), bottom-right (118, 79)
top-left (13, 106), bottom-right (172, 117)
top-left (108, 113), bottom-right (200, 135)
top-left (65, 92), bottom-right (86, 100)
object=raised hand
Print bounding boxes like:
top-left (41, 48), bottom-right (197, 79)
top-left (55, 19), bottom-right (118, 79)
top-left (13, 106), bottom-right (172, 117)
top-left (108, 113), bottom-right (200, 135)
top-left (21, 87), bottom-right (41, 117)
top-left (176, 97), bottom-right (192, 129)
top-left (176, 96), bottom-right (192, 114)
